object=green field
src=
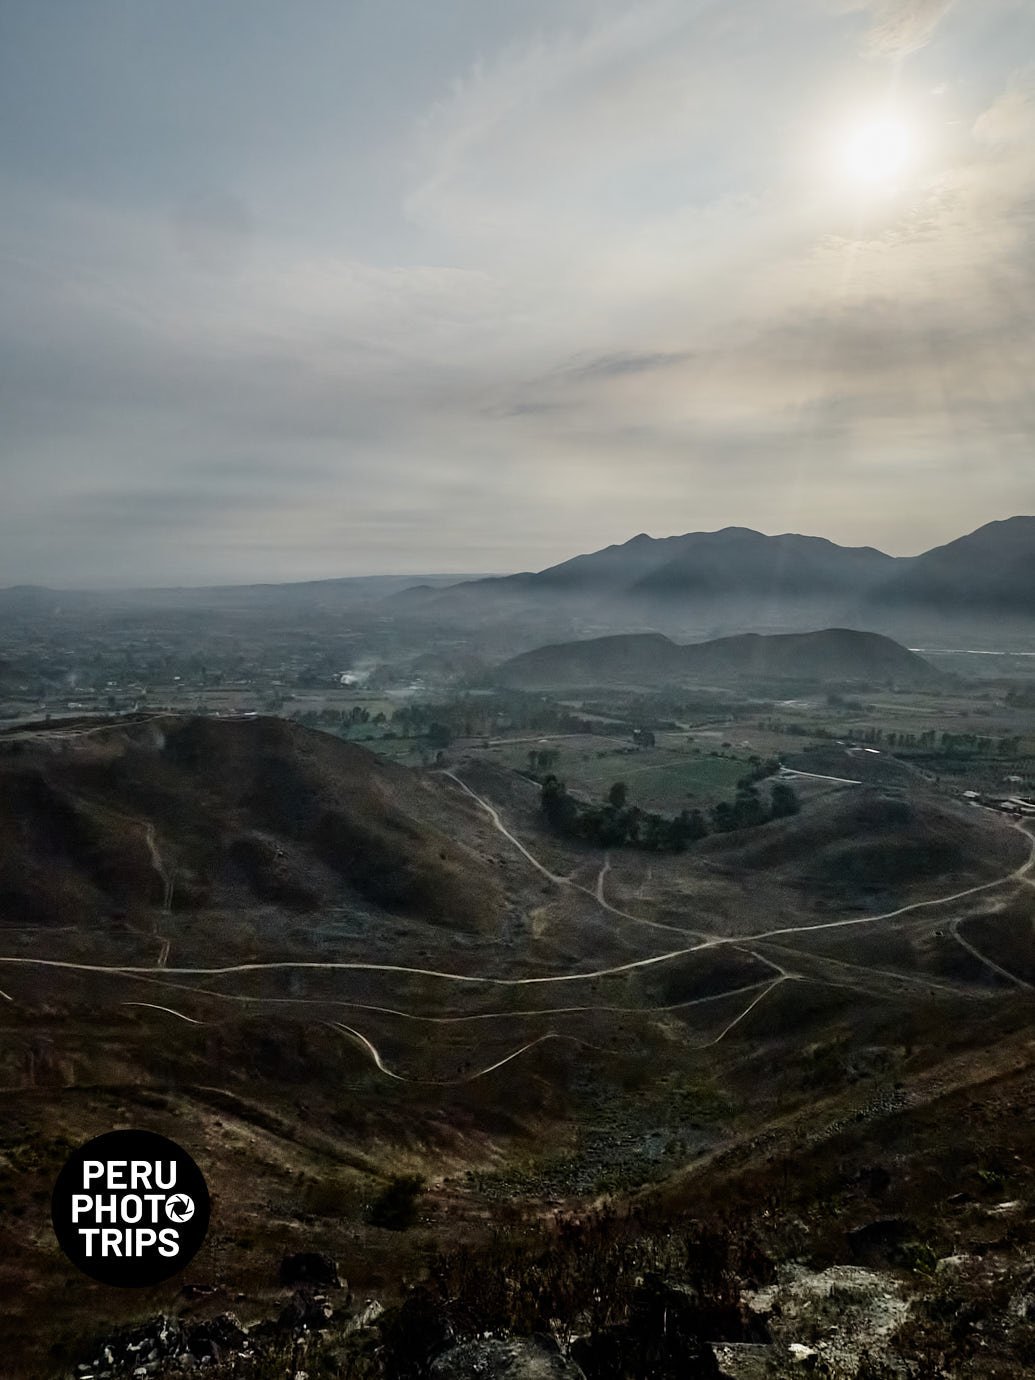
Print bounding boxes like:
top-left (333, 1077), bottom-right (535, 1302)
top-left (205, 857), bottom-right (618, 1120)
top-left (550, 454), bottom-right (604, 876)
top-left (560, 750), bottom-right (748, 810)
top-left (453, 734), bottom-right (752, 811)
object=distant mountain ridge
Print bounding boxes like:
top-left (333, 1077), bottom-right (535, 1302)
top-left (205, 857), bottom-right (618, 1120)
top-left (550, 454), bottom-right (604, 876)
top-left (532, 527), bottom-right (897, 598)
top-left (2, 517), bottom-right (1032, 640)
top-left (407, 517), bottom-right (1035, 640)
top-left (497, 627), bottom-right (948, 690)
top-left (866, 516), bottom-right (1035, 615)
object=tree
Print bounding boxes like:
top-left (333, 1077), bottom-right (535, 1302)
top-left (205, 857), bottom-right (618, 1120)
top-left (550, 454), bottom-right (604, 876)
top-left (541, 775), bottom-right (578, 832)
top-left (710, 801), bottom-right (735, 833)
top-left (668, 808), bottom-right (707, 850)
top-left (770, 782), bottom-right (800, 818)
top-left (608, 781), bottom-right (629, 809)
top-left (426, 721), bottom-right (452, 749)
top-left (732, 788), bottom-right (767, 829)
top-left (641, 813), bottom-right (668, 851)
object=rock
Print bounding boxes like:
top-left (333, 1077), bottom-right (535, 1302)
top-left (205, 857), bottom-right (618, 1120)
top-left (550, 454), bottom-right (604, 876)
top-left (70, 1312), bottom-right (249, 1377)
top-left (279, 1250), bottom-right (342, 1288)
top-left (429, 1337), bottom-right (585, 1379)
top-left (277, 1290), bottom-right (335, 1333)
top-left (185, 1313), bottom-right (249, 1362)
top-left (570, 1276), bottom-right (720, 1379)
top-left (180, 1282), bottom-right (219, 1300)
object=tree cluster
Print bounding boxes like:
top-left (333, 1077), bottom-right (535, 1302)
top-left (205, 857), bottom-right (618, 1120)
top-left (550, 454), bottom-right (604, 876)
top-left (540, 775), bottom-right (798, 852)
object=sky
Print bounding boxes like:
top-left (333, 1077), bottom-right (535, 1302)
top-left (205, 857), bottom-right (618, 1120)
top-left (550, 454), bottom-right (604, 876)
top-left (1, 0), bottom-right (1033, 586)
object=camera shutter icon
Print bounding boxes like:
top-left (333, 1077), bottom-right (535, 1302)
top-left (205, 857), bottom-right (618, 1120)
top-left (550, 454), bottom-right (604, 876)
top-left (165, 1193), bottom-right (196, 1223)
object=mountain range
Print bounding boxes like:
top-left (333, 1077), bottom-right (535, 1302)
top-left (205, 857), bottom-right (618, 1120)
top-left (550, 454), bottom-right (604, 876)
top-left (1, 516), bottom-right (1031, 647)
top-left (402, 516), bottom-right (1035, 641)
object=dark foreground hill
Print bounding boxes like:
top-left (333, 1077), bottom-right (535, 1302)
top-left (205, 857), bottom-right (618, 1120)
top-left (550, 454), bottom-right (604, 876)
top-left (496, 627), bottom-right (946, 690)
top-left (0, 715), bottom-right (503, 933)
top-left (2, 717), bottom-right (1035, 1377)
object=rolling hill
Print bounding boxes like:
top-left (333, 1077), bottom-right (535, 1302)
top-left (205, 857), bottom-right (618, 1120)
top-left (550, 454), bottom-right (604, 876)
top-left (0, 715), bottom-right (503, 934)
top-left (496, 627), bottom-right (947, 690)
top-left (695, 788), bottom-right (1023, 900)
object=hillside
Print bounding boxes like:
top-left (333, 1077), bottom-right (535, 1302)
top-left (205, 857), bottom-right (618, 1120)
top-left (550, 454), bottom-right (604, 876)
top-left (629, 527), bottom-right (895, 599)
top-left (409, 527), bottom-right (901, 631)
top-left (695, 788), bottom-right (1023, 901)
top-left (0, 715), bottom-right (504, 933)
top-left (3, 714), bottom-right (1035, 1377)
top-left (496, 627), bottom-right (946, 690)
top-left (864, 515), bottom-right (1035, 616)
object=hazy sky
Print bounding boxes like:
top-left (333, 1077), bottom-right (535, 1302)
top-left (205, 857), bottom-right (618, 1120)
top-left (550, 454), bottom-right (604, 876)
top-left (1, 0), bottom-right (1033, 585)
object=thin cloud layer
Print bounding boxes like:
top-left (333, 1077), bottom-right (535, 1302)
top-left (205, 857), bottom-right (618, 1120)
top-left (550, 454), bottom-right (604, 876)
top-left (0, 0), bottom-right (1032, 584)
top-left (861, 0), bottom-right (956, 56)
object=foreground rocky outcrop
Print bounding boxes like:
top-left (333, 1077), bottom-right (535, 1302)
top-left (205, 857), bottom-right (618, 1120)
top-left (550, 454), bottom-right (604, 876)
top-left (429, 1337), bottom-right (585, 1379)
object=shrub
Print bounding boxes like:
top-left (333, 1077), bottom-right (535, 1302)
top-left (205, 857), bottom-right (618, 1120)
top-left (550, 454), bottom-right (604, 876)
top-left (368, 1174), bottom-right (425, 1231)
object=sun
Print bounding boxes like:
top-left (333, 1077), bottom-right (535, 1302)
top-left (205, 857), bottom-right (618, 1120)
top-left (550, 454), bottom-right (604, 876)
top-left (838, 114), bottom-right (914, 184)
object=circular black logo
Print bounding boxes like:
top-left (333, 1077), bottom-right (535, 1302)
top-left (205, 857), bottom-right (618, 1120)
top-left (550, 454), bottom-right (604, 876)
top-left (51, 1130), bottom-right (211, 1286)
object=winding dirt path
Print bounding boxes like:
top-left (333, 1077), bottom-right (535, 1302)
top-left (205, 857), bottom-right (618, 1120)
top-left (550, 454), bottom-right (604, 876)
top-left (2, 780), bottom-right (1031, 1083)
top-left (325, 1022), bottom-right (606, 1085)
top-left (442, 769), bottom-right (704, 939)
top-left (142, 823), bottom-right (173, 966)
top-left (121, 1001), bottom-right (203, 1024)
top-left (3, 824), bottom-right (1031, 989)
top-left (950, 915), bottom-right (1033, 991)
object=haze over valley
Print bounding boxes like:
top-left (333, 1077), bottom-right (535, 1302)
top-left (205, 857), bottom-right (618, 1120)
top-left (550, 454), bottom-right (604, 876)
top-left (3, 1), bottom-right (1035, 1377)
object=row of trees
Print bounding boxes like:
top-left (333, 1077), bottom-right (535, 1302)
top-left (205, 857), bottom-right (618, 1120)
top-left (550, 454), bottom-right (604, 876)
top-left (390, 692), bottom-right (634, 743)
top-left (293, 705), bottom-right (386, 727)
top-left (540, 776), bottom-right (799, 852)
top-left (757, 718), bottom-right (1026, 758)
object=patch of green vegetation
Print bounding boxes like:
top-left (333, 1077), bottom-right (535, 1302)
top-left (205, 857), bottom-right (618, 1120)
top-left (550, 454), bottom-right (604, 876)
top-left (539, 772), bottom-right (799, 851)
top-left (567, 751), bottom-right (748, 803)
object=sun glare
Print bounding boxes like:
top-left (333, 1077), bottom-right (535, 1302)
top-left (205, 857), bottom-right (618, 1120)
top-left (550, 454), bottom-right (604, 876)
top-left (838, 114), bottom-right (914, 184)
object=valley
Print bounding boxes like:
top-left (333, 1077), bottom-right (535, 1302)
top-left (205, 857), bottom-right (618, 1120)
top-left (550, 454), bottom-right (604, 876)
top-left (2, 519), bottom-right (1035, 1377)
top-left (2, 669), bottom-right (1035, 1376)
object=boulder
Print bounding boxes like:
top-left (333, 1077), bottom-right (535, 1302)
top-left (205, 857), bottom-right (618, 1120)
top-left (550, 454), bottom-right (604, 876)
top-left (277, 1289), bottom-right (335, 1333)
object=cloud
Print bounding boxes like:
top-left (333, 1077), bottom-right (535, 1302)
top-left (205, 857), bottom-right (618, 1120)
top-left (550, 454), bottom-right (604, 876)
top-left (564, 351), bottom-right (694, 379)
top-left (860, 0), bottom-right (956, 56)
top-left (973, 65), bottom-right (1035, 145)
top-left (1, 3), bottom-right (1033, 581)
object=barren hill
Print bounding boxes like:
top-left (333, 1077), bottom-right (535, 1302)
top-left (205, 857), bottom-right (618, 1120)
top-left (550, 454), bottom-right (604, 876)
top-left (0, 715), bottom-right (503, 933)
top-left (696, 789), bottom-right (1024, 902)
top-left (496, 627), bottom-right (946, 690)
